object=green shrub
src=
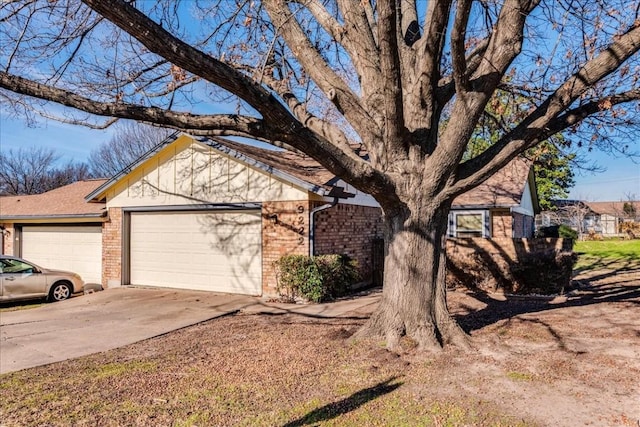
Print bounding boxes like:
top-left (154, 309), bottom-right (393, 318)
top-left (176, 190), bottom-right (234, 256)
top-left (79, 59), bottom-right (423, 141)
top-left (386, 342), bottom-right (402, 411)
top-left (558, 224), bottom-right (578, 240)
top-left (275, 254), bottom-right (360, 302)
top-left (315, 254), bottom-right (360, 297)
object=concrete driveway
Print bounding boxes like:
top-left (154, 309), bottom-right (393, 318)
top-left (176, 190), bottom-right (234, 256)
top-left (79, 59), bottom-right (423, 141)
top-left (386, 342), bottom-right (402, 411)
top-left (0, 287), bottom-right (263, 374)
top-left (0, 286), bottom-right (380, 374)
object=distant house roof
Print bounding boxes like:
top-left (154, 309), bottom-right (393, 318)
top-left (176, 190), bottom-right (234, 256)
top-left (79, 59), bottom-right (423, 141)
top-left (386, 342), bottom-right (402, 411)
top-left (0, 179), bottom-right (107, 220)
top-left (452, 158), bottom-right (538, 211)
top-left (584, 201), bottom-right (639, 217)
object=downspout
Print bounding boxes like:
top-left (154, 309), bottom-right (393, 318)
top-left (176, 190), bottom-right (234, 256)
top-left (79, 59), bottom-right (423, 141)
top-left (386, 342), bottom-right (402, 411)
top-left (510, 207), bottom-right (515, 238)
top-left (309, 197), bottom-right (339, 256)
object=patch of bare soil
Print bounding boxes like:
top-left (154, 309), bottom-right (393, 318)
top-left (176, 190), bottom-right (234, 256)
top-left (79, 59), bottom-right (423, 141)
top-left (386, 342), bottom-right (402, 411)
top-left (447, 268), bottom-right (640, 427)
top-left (1, 269), bottom-right (638, 426)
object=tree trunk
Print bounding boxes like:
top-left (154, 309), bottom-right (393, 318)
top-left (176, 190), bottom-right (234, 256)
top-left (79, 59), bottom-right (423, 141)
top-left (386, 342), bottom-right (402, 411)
top-left (356, 202), bottom-right (470, 351)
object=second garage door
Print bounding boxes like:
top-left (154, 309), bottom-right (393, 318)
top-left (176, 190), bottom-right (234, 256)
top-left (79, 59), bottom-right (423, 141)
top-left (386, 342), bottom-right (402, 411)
top-left (129, 210), bottom-right (262, 295)
top-left (21, 225), bottom-right (103, 284)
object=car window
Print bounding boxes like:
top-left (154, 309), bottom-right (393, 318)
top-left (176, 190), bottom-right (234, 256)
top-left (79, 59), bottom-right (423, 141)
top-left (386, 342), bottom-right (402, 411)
top-left (1, 259), bottom-right (35, 274)
top-left (0, 259), bottom-right (11, 273)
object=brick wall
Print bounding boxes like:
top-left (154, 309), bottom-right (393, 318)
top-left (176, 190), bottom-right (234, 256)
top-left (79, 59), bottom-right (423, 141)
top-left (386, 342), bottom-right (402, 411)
top-left (261, 201), bottom-right (311, 295)
top-left (0, 223), bottom-right (14, 255)
top-left (447, 237), bottom-right (574, 294)
top-left (491, 209), bottom-right (512, 237)
top-left (102, 207), bottom-right (122, 288)
top-left (312, 204), bottom-right (383, 282)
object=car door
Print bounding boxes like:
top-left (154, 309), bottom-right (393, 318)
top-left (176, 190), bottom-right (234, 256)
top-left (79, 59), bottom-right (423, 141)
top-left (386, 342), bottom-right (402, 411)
top-left (0, 258), bottom-right (47, 301)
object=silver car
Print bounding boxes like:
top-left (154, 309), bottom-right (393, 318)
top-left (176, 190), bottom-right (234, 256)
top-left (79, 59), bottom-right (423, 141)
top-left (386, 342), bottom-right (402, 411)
top-left (0, 255), bottom-right (85, 302)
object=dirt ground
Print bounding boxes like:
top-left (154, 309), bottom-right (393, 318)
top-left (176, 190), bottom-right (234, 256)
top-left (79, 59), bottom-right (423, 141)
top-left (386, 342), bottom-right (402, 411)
top-left (1, 269), bottom-right (639, 426)
top-left (449, 268), bottom-right (640, 426)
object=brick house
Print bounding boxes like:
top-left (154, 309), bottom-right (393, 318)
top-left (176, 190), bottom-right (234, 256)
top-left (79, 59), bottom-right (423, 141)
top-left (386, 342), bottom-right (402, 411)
top-left (1, 133), bottom-right (539, 296)
top-left (448, 158), bottom-right (539, 239)
top-left (84, 133), bottom-right (382, 295)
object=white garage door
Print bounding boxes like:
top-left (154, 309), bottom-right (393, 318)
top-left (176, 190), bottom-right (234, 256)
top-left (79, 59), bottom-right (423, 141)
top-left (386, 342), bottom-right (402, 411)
top-left (21, 225), bottom-right (102, 284)
top-left (129, 210), bottom-right (262, 295)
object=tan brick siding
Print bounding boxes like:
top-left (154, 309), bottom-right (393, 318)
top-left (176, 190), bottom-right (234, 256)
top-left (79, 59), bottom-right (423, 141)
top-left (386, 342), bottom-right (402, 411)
top-left (1, 223), bottom-right (14, 255)
top-left (491, 209), bottom-right (512, 237)
top-left (261, 201), bottom-right (311, 295)
top-left (312, 204), bottom-right (383, 282)
top-left (102, 208), bottom-right (122, 288)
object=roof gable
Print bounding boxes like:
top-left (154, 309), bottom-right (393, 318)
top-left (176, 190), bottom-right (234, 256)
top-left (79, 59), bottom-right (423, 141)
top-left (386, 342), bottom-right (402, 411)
top-left (584, 200), bottom-right (639, 217)
top-left (87, 133), bottom-right (352, 203)
top-left (452, 158), bottom-right (539, 212)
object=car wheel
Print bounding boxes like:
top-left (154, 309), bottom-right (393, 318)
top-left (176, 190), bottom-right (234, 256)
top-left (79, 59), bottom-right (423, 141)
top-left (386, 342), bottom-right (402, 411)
top-left (48, 282), bottom-right (72, 302)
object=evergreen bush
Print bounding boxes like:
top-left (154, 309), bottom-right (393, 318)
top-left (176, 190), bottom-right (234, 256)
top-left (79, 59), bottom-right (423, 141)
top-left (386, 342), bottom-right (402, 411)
top-left (275, 254), bottom-right (360, 302)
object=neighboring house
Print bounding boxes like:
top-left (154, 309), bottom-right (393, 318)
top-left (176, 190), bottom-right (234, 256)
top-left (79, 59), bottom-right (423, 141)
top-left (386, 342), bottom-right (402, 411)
top-left (449, 158), bottom-right (539, 239)
top-left (584, 201), bottom-right (639, 236)
top-left (1, 133), bottom-right (540, 296)
top-left (0, 179), bottom-right (108, 284)
top-left (538, 199), bottom-right (639, 237)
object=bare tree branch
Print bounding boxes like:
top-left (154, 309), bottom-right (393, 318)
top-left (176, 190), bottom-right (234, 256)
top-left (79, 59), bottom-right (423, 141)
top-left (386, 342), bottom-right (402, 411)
top-left (0, 71), bottom-right (268, 136)
top-left (457, 22), bottom-right (640, 194)
top-left (262, 0), bottom-right (376, 142)
top-left (80, 0), bottom-right (297, 132)
top-left (451, 0), bottom-right (473, 92)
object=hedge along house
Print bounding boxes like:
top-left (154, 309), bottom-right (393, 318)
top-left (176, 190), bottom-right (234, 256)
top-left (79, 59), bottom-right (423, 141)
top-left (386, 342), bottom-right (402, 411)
top-left (86, 133), bottom-right (382, 296)
top-left (0, 179), bottom-right (108, 284)
top-left (448, 158), bottom-right (539, 239)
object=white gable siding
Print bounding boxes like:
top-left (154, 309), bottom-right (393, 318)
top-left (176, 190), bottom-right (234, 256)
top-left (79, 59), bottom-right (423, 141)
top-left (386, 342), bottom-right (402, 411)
top-left (511, 179), bottom-right (535, 216)
top-left (106, 139), bottom-right (308, 208)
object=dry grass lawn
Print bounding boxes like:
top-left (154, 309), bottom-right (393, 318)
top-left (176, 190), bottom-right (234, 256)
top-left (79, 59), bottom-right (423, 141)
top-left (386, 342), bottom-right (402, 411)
top-left (1, 269), bottom-right (639, 426)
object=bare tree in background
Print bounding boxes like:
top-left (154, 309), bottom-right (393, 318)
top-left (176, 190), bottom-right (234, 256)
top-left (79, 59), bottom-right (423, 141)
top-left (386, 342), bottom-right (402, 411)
top-left (560, 201), bottom-right (593, 240)
top-left (0, 147), bottom-right (92, 195)
top-left (1, 0), bottom-right (639, 350)
top-left (88, 121), bottom-right (172, 178)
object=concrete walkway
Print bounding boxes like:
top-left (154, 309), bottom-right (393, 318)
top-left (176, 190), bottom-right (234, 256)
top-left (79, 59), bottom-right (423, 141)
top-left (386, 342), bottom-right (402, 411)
top-left (0, 287), bottom-right (380, 374)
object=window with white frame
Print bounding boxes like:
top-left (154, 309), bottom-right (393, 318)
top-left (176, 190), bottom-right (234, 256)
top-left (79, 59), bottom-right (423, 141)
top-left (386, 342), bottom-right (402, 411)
top-left (454, 212), bottom-right (484, 237)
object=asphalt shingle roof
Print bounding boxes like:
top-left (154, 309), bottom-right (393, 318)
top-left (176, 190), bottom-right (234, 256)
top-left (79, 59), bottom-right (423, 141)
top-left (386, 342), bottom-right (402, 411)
top-left (452, 158), bottom-right (532, 208)
top-left (0, 179), bottom-right (107, 219)
top-left (584, 200), bottom-right (639, 217)
top-left (85, 133), bottom-right (534, 210)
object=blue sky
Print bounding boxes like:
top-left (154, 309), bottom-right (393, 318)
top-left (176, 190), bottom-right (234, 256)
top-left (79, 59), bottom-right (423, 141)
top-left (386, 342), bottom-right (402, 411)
top-left (1, 112), bottom-right (637, 202)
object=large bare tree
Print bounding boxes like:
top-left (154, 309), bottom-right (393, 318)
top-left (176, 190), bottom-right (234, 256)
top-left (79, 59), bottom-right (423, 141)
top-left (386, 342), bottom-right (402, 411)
top-left (1, 0), bottom-right (639, 350)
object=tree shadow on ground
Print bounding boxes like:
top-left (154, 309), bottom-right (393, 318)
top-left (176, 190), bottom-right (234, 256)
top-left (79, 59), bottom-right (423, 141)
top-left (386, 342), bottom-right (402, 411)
top-left (456, 269), bottom-right (640, 333)
top-left (281, 377), bottom-right (402, 427)
top-left (573, 254), bottom-right (640, 274)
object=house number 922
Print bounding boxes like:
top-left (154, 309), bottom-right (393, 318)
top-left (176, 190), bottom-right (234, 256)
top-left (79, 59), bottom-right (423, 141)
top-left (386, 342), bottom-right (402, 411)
top-left (297, 205), bottom-right (305, 244)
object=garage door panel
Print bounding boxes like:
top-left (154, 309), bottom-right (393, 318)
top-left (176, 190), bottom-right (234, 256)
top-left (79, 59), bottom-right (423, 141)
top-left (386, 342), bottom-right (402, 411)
top-left (21, 225), bottom-right (102, 284)
top-left (129, 211), bottom-right (262, 295)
